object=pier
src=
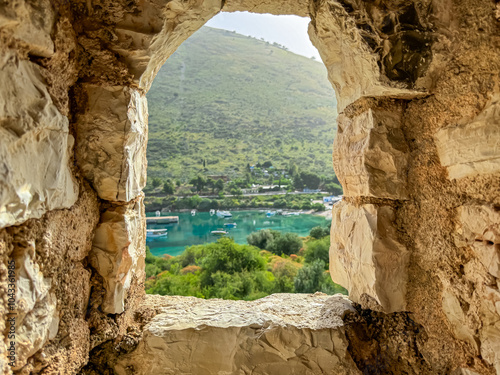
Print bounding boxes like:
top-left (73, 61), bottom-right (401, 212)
top-left (146, 216), bottom-right (179, 224)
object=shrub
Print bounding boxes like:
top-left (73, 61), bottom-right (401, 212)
top-left (247, 229), bottom-right (280, 250)
top-left (180, 265), bottom-right (201, 275)
top-left (309, 226), bottom-right (329, 239)
top-left (304, 236), bottom-right (330, 266)
top-left (267, 232), bottom-right (303, 256)
top-left (312, 202), bottom-right (325, 211)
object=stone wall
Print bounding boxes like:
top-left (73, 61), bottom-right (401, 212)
top-left (0, 0), bottom-right (499, 374)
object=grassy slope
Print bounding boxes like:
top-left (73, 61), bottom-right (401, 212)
top-left (146, 27), bottom-right (338, 182)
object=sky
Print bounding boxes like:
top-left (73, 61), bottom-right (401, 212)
top-left (205, 12), bottom-right (321, 60)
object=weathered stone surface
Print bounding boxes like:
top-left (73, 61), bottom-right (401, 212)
top-left (0, 0), bottom-right (55, 57)
top-left (458, 204), bottom-right (500, 279)
top-left (442, 289), bottom-right (478, 353)
top-left (112, 0), bottom-right (221, 91)
top-left (0, 54), bottom-right (78, 229)
top-left (223, 0), bottom-right (308, 16)
top-left (113, 293), bottom-right (360, 375)
top-left (435, 96), bottom-right (500, 180)
top-left (480, 323), bottom-right (500, 375)
top-left (329, 201), bottom-right (409, 312)
top-left (308, 1), bottom-right (426, 112)
top-left (76, 85), bottom-right (148, 202)
top-left (332, 103), bottom-right (409, 199)
top-left (457, 204), bottom-right (500, 373)
top-left (89, 196), bottom-right (146, 314)
top-left (9, 249), bottom-right (59, 371)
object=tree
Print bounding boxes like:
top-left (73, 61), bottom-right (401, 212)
top-left (325, 182), bottom-right (343, 195)
top-left (247, 229), bottom-right (279, 250)
top-left (299, 171), bottom-right (320, 189)
top-left (309, 226), bottom-right (329, 239)
top-left (163, 180), bottom-right (175, 195)
top-left (190, 175), bottom-right (207, 192)
top-left (312, 202), bottom-right (325, 211)
top-left (304, 236), bottom-right (330, 265)
top-left (152, 177), bottom-right (162, 188)
top-left (230, 187), bottom-right (243, 197)
top-left (215, 179), bottom-right (224, 192)
top-left (267, 232), bottom-right (303, 256)
top-left (262, 161), bottom-right (273, 168)
top-left (294, 260), bottom-right (327, 293)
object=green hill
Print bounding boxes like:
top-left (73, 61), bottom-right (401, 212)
top-left (146, 27), bottom-right (338, 183)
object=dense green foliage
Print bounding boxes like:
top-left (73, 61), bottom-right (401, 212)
top-left (247, 229), bottom-right (303, 256)
top-left (309, 226), bottom-right (331, 239)
top-left (146, 27), bottom-right (338, 183)
top-left (144, 192), bottom-right (327, 212)
top-left (145, 232), bottom-right (346, 300)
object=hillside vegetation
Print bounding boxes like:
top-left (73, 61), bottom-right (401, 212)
top-left (146, 27), bottom-right (338, 183)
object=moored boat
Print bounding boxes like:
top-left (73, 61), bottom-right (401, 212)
top-left (146, 229), bottom-right (168, 241)
top-left (216, 210), bottom-right (232, 218)
top-left (211, 229), bottom-right (228, 235)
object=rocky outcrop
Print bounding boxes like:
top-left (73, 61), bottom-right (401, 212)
top-left (435, 96), bottom-right (500, 180)
top-left (0, 54), bottom-right (78, 228)
top-left (435, 96), bottom-right (500, 179)
top-left (9, 250), bottom-right (58, 371)
top-left (329, 201), bottom-right (409, 313)
top-left (75, 85), bottom-right (148, 202)
top-left (89, 196), bottom-right (146, 314)
top-left (111, 294), bottom-right (360, 375)
top-left (0, 0), bottom-right (55, 58)
top-left (332, 100), bottom-right (409, 199)
top-left (308, 2), bottom-right (426, 112)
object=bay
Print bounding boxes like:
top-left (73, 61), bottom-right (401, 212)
top-left (146, 210), bottom-right (330, 257)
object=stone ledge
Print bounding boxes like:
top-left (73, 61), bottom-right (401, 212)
top-left (113, 293), bottom-right (361, 375)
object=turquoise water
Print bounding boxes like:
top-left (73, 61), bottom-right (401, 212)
top-left (147, 210), bottom-right (330, 257)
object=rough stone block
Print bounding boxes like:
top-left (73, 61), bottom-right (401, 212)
top-left (480, 323), bottom-right (500, 375)
top-left (0, 54), bottom-right (78, 228)
top-left (435, 96), bottom-right (500, 179)
top-left (113, 294), bottom-right (360, 375)
top-left (458, 204), bottom-right (500, 279)
top-left (308, 1), bottom-right (425, 112)
top-left (332, 104), bottom-right (409, 200)
top-left (329, 201), bottom-right (409, 312)
top-left (89, 196), bottom-right (146, 314)
top-left (0, 0), bottom-right (55, 57)
top-left (441, 290), bottom-right (478, 353)
top-left (10, 248), bottom-right (59, 370)
top-left (76, 85), bottom-right (148, 202)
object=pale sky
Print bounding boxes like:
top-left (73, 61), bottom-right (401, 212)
top-left (205, 12), bottom-right (321, 60)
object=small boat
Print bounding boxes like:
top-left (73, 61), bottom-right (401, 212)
top-left (223, 223), bottom-right (237, 228)
top-left (209, 209), bottom-right (215, 216)
top-left (211, 230), bottom-right (228, 235)
top-left (266, 211), bottom-right (276, 217)
top-left (216, 210), bottom-right (232, 218)
top-left (191, 209), bottom-right (196, 216)
top-left (146, 229), bottom-right (168, 241)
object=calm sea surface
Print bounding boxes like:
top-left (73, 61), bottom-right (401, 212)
top-left (146, 210), bottom-right (330, 257)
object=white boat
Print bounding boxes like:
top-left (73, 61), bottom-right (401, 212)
top-left (146, 229), bottom-right (168, 241)
top-left (209, 209), bottom-right (216, 216)
top-left (216, 210), bottom-right (232, 218)
top-left (266, 211), bottom-right (276, 217)
top-left (191, 209), bottom-right (196, 216)
top-left (211, 230), bottom-right (228, 235)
